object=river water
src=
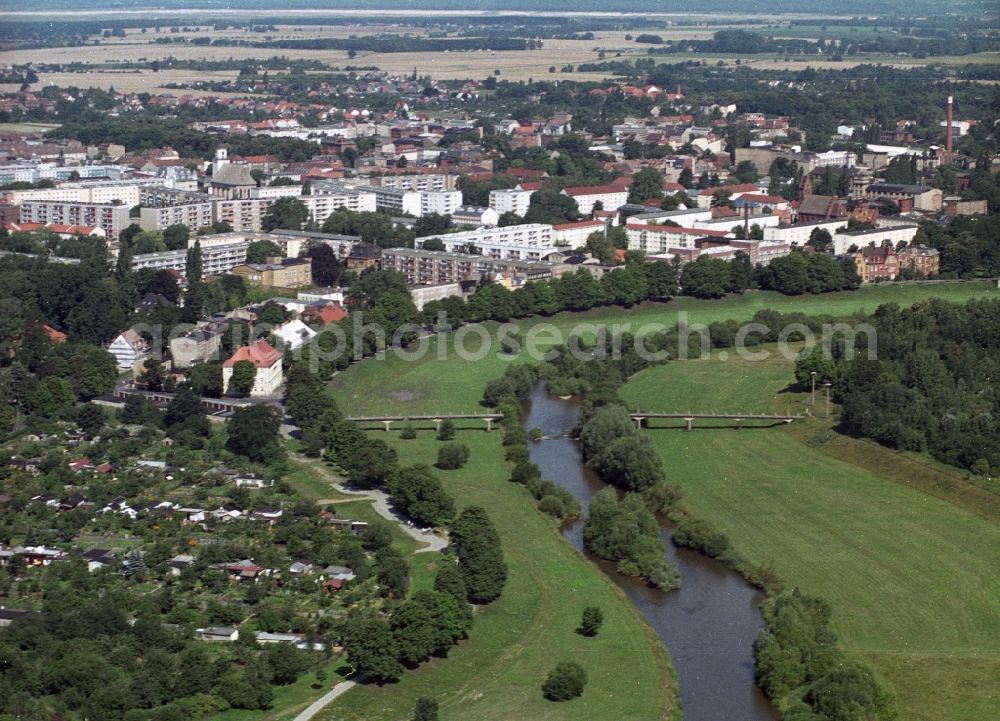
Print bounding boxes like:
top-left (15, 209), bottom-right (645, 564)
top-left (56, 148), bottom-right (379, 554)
top-left (521, 384), bottom-right (778, 721)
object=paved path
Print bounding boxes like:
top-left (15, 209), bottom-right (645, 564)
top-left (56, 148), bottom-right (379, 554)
top-left (305, 457), bottom-right (448, 554)
top-left (292, 680), bottom-right (357, 721)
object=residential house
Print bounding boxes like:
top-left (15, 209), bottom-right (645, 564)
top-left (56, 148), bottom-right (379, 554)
top-left (196, 627), bottom-right (240, 642)
top-left (231, 256), bottom-right (312, 289)
top-left (234, 474), bottom-right (273, 489)
top-left (107, 329), bottom-right (150, 369)
top-left (451, 205), bottom-right (499, 227)
top-left (221, 339), bottom-right (283, 397)
top-left (225, 559), bottom-right (264, 582)
top-left (273, 319), bottom-right (318, 351)
top-left (170, 320), bottom-right (228, 368)
top-left (897, 245), bottom-right (940, 276)
top-left (855, 246), bottom-right (901, 282)
top-left (81, 548), bottom-right (116, 572)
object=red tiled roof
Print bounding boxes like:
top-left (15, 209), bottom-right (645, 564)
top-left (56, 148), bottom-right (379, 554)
top-left (627, 223), bottom-right (729, 237)
top-left (223, 339), bottom-right (282, 368)
top-left (740, 194), bottom-right (785, 204)
top-left (552, 220), bottom-right (606, 230)
top-left (318, 304), bottom-right (348, 324)
top-left (698, 183), bottom-right (759, 196)
top-left (36, 324), bottom-right (67, 344)
top-left (563, 184), bottom-right (628, 197)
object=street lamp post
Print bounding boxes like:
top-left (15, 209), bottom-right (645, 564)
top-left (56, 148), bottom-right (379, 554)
top-left (824, 382), bottom-right (832, 418)
top-left (810, 371), bottom-right (817, 407)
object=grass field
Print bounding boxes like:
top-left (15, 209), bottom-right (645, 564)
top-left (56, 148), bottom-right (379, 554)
top-left (0, 122), bottom-right (61, 134)
top-left (325, 282), bottom-right (1000, 721)
top-left (618, 354), bottom-right (1000, 721)
top-left (330, 282), bottom-right (997, 417)
top-left (321, 431), bottom-right (677, 721)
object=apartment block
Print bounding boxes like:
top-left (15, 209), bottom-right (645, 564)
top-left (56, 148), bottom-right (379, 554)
top-left (381, 247), bottom-right (560, 286)
top-left (416, 223), bottom-right (558, 261)
top-left (20, 200), bottom-right (131, 240)
top-left (489, 188), bottom-right (532, 218)
top-left (625, 222), bottom-right (730, 254)
top-left (132, 242), bottom-right (248, 276)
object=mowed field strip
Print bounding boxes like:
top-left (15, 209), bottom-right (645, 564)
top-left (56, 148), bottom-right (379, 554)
top-left (618, 353), bottom-right (1000, 721)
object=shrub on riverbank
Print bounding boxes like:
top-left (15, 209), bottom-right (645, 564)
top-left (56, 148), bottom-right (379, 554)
top-left (583, 488), bottom-right (680, 591)
top-left (754, 590), bottom-right (897, 720)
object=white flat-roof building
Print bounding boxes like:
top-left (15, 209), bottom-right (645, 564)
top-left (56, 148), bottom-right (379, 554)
top-left (626, 222), bottom-right (731, 254)
top-left (416, 223), bottom-right (558, 261)
top-left (763, 219), bottom-right (849, 246)
top-left (489, 188), bottom-right (532, 218)
top-left (833, 225), bottom-right (919, 255)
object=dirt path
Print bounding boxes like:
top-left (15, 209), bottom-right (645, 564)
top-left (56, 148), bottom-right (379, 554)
top-left (302, 456), bottom-right (448, 554)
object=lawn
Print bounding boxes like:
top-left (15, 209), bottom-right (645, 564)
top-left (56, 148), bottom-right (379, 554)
top-left (619, 354), bottom-right (1000, 721)
top-left (330, 282), bottom-right (997, 417)
top-left (321, 430), bottom-right (677, 721)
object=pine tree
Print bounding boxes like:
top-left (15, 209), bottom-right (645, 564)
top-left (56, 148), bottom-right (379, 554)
top-left (123, 549), bottom-right (147, 577)
top-left (185, 239), bottom-right (203, 283)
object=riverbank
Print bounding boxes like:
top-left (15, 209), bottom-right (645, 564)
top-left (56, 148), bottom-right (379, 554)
top-left (323, 430), bottom-right (678, 721)
top-left (619, 352), bottom-right (1000, 721)
top-left (521, 384), bottom-right (777, 721)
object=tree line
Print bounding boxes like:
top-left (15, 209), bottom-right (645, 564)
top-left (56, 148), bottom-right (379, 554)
top-left (283, 364), bottom-right (507, 683)
top-left (798, 297), bottom-right (1000, 476)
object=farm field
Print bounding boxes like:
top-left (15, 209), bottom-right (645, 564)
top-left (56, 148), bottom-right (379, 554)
top-left (3, 19), bottom-right (992, 91)
top-left (329, 281), bottom-right (997, 417)
top-left (618, 354), bottom-right (1000, 721)
top-left (318, 428), bottom-right (677, 721)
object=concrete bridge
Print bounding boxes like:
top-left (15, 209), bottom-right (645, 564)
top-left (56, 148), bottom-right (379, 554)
top-left (630, 412), bottom-right (805, 431)
top-left (345, 414), bottom-right (505, 432)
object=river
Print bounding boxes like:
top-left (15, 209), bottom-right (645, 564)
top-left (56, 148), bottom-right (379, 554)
top-left (521, 383), bottom-right (778, 721)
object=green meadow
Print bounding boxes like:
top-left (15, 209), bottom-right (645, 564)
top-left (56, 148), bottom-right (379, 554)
top-left (323, 281), bottom-right (999, 721)
top-left (330, 282), bottom-right (996, 417)
top-left (322, 432), bottom-right (677, 721)
top-left (619, 354), bottom-right (1000, 721)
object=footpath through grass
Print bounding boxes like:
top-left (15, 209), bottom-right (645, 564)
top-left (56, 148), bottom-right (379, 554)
top-left (322, 431), bottom-right (676, 721)
top-left (330, 282), bottom-right (997, 417)
top-left (619, 353), bottom-right (1000, 721)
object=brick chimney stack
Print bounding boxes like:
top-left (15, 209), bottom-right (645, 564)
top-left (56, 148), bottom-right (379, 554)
top-left (946, 96), bottom-right (954, 153)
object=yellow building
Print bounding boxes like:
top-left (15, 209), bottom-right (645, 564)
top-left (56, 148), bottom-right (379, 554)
top-left (231, 256), bottom-right (312, 289)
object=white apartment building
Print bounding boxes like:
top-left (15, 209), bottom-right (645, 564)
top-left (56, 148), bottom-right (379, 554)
top-left (140, 199), bottom-right (214, 233)
top-left (833, 225), bottom-right (919, 255)
top-left (368, 173), bottom-right (456, 191)
top-left (20, 200), bottom-right (131, 240)
top-left (561, 184), bottom-right (629, 215)
top-left (417, 223), bottom-right (558, 261)
top-left (763, 219), bottom-right (849, 246)
top-left (625, 222), bottom-right (731, 254)
top-left (132, 242), bottom-right (248, 276)
top-left (213, 198), bottom-right (272, 233)
top-left (552, 219), bottom-right (606, 247)
top-left (308, 184), bottom-right (378, 214)
top-left (489, 188), bottom-right (532, 218)
top-left (252, 184), bottom-right (304, 200)
top-left (2, 178), bottom-right (165, 207)
top-left (420, 189), bottom-right (463, 217)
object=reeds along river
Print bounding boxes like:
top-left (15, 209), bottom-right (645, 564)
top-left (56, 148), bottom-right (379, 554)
top-left (521, 383), bottom-right (778, 721)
